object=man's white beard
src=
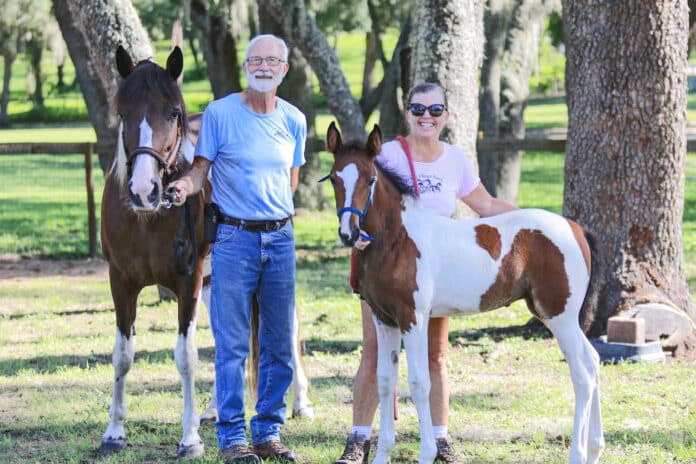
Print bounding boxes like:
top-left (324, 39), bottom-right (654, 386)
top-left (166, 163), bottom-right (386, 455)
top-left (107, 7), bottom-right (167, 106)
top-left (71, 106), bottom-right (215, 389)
top-left (247, 69), bottom-right (283, 93)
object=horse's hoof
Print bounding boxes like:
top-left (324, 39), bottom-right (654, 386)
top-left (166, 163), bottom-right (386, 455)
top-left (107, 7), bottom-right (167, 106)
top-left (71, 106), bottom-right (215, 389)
top-left (100, 437), bottom-right (126, 453)
top-left (199, 412), bottom-right (218, 425)
top-left (291, 406), bottom-right (315, 419)
top-left (178, 441), bottom-right (204, 459)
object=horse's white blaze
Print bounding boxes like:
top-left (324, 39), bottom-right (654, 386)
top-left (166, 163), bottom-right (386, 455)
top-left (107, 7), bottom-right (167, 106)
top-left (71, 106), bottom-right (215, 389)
top-left (129, 118), bottom-right (158, 205)
top-left (103, 327), bottom-right (135, 444)
top-left (174, 313), bottom-right (202, 449)
top-left (336, 163), bottom-right (359, 236)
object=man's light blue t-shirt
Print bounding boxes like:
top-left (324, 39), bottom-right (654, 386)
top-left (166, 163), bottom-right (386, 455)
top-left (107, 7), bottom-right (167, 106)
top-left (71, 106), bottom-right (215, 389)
top-left (195, 93), bottom-right (306, 220)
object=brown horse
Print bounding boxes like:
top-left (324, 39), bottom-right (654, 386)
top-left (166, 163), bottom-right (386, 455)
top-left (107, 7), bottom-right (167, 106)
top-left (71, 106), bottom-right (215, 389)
top-left (100, 46), bottom-right (314, 459)
top-left (323, 122), bottom-right (604, 464)
top-left (100, 46), bottom-right (209, 458)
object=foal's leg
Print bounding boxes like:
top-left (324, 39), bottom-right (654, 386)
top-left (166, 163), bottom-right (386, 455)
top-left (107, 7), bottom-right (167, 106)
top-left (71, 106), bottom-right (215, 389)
top-left (175, 293), bottom-right (204, 458)
top-left (403, 324), bottom-right (437, 464)
top-left (101, 273), bottom-right (137, 452)
top-left (291, 307), bottom-right (314, 418)
top-left (586, 348), bottom-right (604, 464)
top-left (547, 314), bottom-right (601, 464)
top-left (372, 317), bottom-right (402, 464)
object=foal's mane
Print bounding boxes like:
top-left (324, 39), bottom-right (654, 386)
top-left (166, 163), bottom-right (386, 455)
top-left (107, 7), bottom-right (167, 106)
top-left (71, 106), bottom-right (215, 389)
top-left (375, 160), bottom-right (417, 198)
top-left (338, 139), bottom-right (417, 198)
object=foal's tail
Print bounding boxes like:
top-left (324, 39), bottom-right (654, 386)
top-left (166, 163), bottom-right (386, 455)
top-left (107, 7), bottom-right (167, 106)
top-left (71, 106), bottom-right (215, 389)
top-left (578, 230), bottom-right (602, 335)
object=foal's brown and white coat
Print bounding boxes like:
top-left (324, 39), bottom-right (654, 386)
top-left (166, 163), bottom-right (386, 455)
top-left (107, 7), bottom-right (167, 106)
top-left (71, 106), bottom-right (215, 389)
top-left (325, 122), bottom-right (604, 464)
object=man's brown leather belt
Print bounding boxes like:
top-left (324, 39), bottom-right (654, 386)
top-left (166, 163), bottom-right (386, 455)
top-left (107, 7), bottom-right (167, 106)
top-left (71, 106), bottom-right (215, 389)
top-left (218, 215), bottom-right (291, 232)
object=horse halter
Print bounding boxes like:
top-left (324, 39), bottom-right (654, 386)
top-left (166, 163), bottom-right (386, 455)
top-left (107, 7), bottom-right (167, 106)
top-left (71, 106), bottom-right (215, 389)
top-left (321, 170), bottom-right (378, 242)
top-left (122, 111), bottom-right (184, 190)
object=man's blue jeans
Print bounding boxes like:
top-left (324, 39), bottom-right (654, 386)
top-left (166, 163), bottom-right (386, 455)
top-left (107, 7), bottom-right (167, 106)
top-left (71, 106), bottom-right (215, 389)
top-left (210, 222), bottom-right (295, 449)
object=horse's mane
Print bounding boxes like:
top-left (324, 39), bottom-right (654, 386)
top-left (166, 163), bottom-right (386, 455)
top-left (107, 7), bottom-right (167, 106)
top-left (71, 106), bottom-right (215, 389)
top-left (375, 159), bottom-right (417, 198)
top-left (116, 60), bottom-right (189, 135)
top-left (110, 60), bottom-right (192, 185)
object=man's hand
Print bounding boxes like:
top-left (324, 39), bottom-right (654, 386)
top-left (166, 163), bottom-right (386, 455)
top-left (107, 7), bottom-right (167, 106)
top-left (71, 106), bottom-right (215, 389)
top-left (167, 179), bottom-right (190, 207)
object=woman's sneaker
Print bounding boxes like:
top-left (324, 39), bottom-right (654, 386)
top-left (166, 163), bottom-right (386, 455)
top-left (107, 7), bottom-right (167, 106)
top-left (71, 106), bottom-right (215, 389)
top-left (435, 436), bottom-right (456, 463)
top-left (335, 432), bottom-right (371, 464)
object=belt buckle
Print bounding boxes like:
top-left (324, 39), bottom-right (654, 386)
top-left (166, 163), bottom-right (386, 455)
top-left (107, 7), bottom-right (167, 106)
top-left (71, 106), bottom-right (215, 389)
top-left (266, 221), bottom-right (278, 231)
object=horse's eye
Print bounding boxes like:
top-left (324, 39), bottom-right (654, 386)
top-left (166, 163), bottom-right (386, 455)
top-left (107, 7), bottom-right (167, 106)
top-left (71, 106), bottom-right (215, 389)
top-left (169, 109), bottom-right (181, 121)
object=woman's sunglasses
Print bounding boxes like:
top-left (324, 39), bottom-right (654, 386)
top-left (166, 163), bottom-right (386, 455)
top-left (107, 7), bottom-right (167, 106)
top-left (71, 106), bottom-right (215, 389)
top-left (408, 103), bottom-right (447, 117)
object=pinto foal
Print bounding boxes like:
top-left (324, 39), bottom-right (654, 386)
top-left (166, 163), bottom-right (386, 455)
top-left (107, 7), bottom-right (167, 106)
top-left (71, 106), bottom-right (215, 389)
top-left (323, 122), bottom-right (604, 464)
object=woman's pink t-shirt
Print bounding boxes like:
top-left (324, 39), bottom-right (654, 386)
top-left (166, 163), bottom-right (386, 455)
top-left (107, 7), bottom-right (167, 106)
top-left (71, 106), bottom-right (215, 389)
top-left (376, 139), bottom-right (480, 217)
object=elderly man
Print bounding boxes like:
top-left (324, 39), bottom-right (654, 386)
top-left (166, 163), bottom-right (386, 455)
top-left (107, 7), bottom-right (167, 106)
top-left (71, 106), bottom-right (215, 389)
top-left (168, 34), bottom-right (306, 464)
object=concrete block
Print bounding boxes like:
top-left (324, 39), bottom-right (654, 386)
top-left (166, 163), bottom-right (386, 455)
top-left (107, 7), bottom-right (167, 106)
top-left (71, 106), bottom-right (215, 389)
top-left (607, 316), bottom-right (646, 345)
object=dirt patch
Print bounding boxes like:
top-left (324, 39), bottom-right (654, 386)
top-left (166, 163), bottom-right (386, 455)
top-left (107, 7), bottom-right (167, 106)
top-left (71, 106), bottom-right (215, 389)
top-left (0, 254), bottom-right (108, 280)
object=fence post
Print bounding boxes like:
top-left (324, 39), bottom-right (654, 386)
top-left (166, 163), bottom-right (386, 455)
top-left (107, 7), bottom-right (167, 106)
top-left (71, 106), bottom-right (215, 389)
top-left (84, 143), bottom-right (97, 258)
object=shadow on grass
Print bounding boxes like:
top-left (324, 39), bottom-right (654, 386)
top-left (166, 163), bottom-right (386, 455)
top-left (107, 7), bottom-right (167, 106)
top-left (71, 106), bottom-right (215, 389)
top-left (449, 319), bottom-right (552, 343)
top-left (0, 348), bottom-right (180, 376)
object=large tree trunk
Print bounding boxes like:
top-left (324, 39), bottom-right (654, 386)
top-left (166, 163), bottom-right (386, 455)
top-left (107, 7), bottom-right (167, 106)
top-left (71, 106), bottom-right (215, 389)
top-left (563, 1), bottom-right (696, 351)
top-left (258, 4), bottom-right (328, 210)
top-left (478, 0), bottom-right (511, 196)
top-left (376, 18), bottom-right (411, 141)
top-left (28, 36), bottom-right (45, 106)
top-left (52, 0), bottom-right (152, 172)
top-left (189, 0), bottom-right (243, 99)
top-left (496, 0), bottom-right (558, 204)
top-left (411, 0), bottom-right (484, 160)
top-left (0, 51), bottom-right (15, 127)
top-left (260, 0), bottom-right (366, 140)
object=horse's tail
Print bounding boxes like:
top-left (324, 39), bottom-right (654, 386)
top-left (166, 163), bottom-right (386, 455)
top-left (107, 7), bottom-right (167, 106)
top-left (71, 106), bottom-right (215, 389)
top-left (247, 295), bottom-right (260, 399)
top-left (579, 230), bottom-right (602, 335)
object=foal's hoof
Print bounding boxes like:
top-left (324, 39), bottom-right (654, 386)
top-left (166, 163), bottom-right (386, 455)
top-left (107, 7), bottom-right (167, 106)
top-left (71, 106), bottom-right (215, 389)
top-left (100, 437), bottom-right (126, 453)
top-left (178, 441), bottom-right (204, 459)
top-left (291, 406), bottom-right (315, 419)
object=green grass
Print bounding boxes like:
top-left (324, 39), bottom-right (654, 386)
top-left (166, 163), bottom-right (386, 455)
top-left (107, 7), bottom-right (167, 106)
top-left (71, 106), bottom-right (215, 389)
top-left (0, 224), bottom-right (694, 463)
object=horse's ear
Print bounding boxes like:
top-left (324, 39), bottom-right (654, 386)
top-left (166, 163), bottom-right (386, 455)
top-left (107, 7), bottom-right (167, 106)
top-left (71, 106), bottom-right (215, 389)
top-left (166, 46), bottom-right (184, 82)
top-left (366, 124), bottom-right (382, 158)
top-left (326, 121), bottom-right (342, 155)
top-left (116, 45), bottom-right (135, 78)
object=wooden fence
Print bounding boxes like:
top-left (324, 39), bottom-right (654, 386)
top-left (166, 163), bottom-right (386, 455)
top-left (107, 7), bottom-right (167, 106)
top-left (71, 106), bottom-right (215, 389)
top-left (1, 135), bottom-right (694, 258)
top-left (0, 143), bottom-right (98, 258)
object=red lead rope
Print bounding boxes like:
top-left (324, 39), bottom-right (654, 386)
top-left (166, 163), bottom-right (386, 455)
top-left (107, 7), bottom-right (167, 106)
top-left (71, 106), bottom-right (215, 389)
top-left (395, 135), bottom-right (420, 198)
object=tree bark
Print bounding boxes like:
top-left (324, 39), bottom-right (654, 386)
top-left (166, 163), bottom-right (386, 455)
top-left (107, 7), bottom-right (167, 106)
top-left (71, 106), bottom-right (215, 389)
top-left (376, 18), bottom-right (412, 141)
top-left (496, 0), bottom-right (558, 204)
top-left (478, 0), bottom-right (511, 196)
top-left (189, 0), bottom-right (242, 99)
top-left (258, 4), bottom-right (328, 210)
top-left (259, 0), bottom-right (366, 140)
top-left (52, 0), bottom-right (152, 172)
top-left (563, 1), bottom-right (696, 344)
top-left (0, 51), bottom-right (15, 127)
top-left (411, 0), bottom-right (484, 159)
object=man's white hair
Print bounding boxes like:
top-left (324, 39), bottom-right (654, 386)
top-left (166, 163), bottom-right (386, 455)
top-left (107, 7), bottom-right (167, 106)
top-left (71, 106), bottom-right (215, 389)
top-left (245, 34), bottom-right (289, 61)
